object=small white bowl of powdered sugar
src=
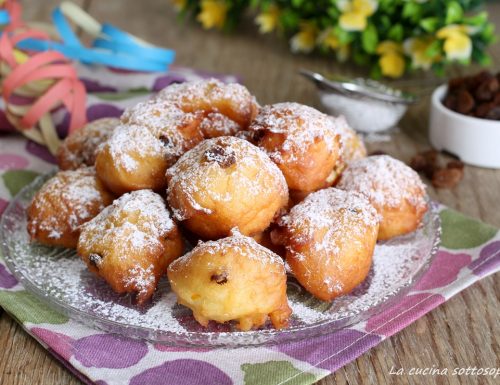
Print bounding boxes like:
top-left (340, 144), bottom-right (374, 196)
top-left (300, 70), bottom-right (417, 133)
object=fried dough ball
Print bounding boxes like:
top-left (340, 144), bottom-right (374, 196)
top-left (272, 188), bottom-right (379, 301)
top-left (337, 155), bottom-right (428, 240)
top-left (156, 78), bottom-right (259, 128)
top-left (247, 103), bottom-right (341, 194)
top-left (77, 190), bottom-right (184, 304)
top-left (27, 167), bottom-right (114, 248)
top-left (166, 136), bottom-right (289, 239)
top-left (95, 100), bottom-right (205, 194)
top-left (330, 116), bottom-right (367, 184)
top-left (120, 98), bottom-right (205, 163)
top-left (57, 118), bottom-right (119, 170)
top-left (95, 124), bottom-right (172, 194)
top-left (167, 231), bottom-right (291, 331)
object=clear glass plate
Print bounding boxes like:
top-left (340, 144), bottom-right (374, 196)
top-left (0, 172), bottom-right (441, 347)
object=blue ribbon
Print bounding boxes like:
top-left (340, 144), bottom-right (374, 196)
top-left (7, 5), bottom-right (175, 72)
top-left (0, 10), bottom-right (10, 25)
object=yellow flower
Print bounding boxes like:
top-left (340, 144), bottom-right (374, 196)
top-left (376, 41), bottom-right (405, 78)
top-left (376, 41), bottom-right (403, 55)
top-left (255, 5), bottom-right (280, 34)
top-left (337, 0), bottom-right (378, 31)
top-left (319, 28), bottom-right (340, 50)
top-left (290, 23), bottom-right (317, 54)
top-left (197, 0), bottom-right (228, 30)
top-left (171, 0), bottom-right (187, 11)
top-left (318, 28), bottom-right (350, 62)
top-left (404, 37), bottom-right (439, 70)
top-left (436, 25), bottom-right (474, 61)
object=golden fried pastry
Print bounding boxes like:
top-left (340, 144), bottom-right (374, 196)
top-left (337, 155), bottom-right (428, 240)
top-left (95, 100), bottom-right (205, 194)
top-left (330, 116), bottom-right (367, 184)
top-left (247, 103), bottom-right (341, 194)
top-left (272, 188), bottom-right (379, 301)
top-left (166, 136), bottom-right (289, 239)
top-left (27, 167), bottom-right (114, 248)
top-left (95, 124), bottom-right (172, 194)
top-left (120, 98), bottom-right (204, 164)
top-left (156, 78), bottom-right (259, 128)
top-left (77, 190), bottom-right (183, 304)
top-left (57, 117), bottom-right (119, 170)
top-left (167, 230), bottom-right (291, 331)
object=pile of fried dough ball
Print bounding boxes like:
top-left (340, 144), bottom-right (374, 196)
top-left (27, 79), bottom-right (428, 331)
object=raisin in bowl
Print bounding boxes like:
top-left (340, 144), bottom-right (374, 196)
top-left (430, 84), bottom-right (500, 169)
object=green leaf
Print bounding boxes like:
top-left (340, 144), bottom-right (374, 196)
top-left (387, 24), bottom-right (404, 42)
top-left (402, 2), bottom-right (421, 22)
top-left (420, 17), bottom-right (439, 33)
top-left (370, 64), bottom-right (383, 80)
top-left (249, 0), bottom-right (260, 8)
top-left (2, 170), bottom-right (40, 197)
top-left (425, 40), bottom-right (442, 58)
top-left (327, 6), bottom-right (339, 19)
top-left (241, 361), bottom-right (318, 385)
top-left (334, 25), bottom-right (353, 45)
top-left (480, 23), bottom-right (496, 43)
top-left (473, 50), bottom-right (492, 66)
top-left (379, 15), bottom-right (391, 30)
top-left (464, 11), bottom-right (488, 27)
top-left (362, 23), bottom-right (378, 53)
top-left (446, 1), bottom-right (463, 24)
top-left (279, 9), bottom-right (300, 31)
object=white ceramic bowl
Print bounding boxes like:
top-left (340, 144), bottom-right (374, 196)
top-left (430, 84), bottom-right (500, 169)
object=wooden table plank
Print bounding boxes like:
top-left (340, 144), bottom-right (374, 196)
top-left (0, 1), bottom-right (499, 384)
top-left (0, 315), bottom-right (78, 385)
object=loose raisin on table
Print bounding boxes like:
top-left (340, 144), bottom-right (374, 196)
top-left (432, 168), bottom-right (464, 189)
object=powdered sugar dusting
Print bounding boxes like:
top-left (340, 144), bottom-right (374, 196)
top-left (166, 136), bottom-right (288, 221)
top-left (280, 188), bottom-right (378, 295)
top-left (28, 167), bottom-right (110, 237)
top-left (156, 78), bottom-right (258, 124)
top-left (103, 124), bottom-right (165, 172)
top-left (121, 98), bottom-right (200, 138)
top-left (199, 112), bottom-right (241, 137)
top-left (287, 229), bottom-right (431, 324)
top-left (338, 155), bottom-right (427, 209)
top-left (79, 190), bottom-right (175, 254)
top-left (57, 117), bottom-right (119, 169)
top-left (282, 188), bottom-right (379, 254)
top-left (330, 115), bottom-right (367, 164)
top-left (248, 102), bottom-right (338, 163)
top-left (125, 264), bottom-right (156, 297)
top-left (172, 229), bottom-right (285, 271)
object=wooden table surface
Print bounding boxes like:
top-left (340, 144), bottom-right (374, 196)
top-left (1, 1), bottom-right (499, 384)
